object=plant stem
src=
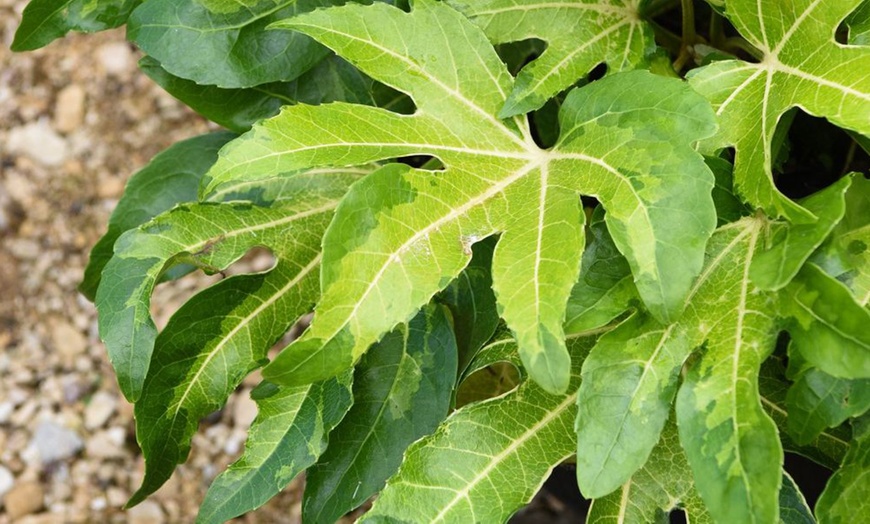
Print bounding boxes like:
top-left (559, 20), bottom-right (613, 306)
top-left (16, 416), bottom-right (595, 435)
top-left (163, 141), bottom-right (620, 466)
top-left (723, 37), bottom-right (765, 61)
top-left (672, 0), bottom-right (696, 71)
top-left (643, 0), bottom-right (681, 19)
top-left (709, 9), bottom-right (725, 48)
top-left (841, 140), bottom-right (857, 176)
top-left (649, 20), bottom-right (683, 56)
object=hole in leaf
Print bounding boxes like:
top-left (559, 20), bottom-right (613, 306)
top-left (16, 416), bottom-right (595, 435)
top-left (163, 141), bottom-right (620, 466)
top-left (669, 508), bottom-right (688, 524)
top-left (773, 109), bottom-right (870, 199)
top-left (455, 362), bottom-right (521, 408)
top-left (395, 155), bottom-right (441, 170)
top-left (587, 63), bottom-right (608, 82)
top-left (221, 246), bottom-right (277, 277)
top-left (496, 38), bottom-right (547, 76)
top-left (784, 452), bottom-right (834, 509)
top-left (510, 465), bottom-right (589, 522)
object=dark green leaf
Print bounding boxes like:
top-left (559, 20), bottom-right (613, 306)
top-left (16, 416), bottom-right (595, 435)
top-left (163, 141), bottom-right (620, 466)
top-left (197, 374), bottom-right (353, 524)
top-left (81, 132), bottom-right (234, 300)
top-left (12, 0), bottom-right (141, 51)
top-left (128, 0), bottom-right (335, 87)
top-left (302, 304), bottom-right (457, 523)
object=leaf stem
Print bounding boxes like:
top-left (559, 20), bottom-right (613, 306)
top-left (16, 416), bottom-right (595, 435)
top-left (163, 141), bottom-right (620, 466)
top-left (841, 140), bottom-right (857, 176)
top-left (709, 9), bottom-right (725, 49)
top-left (672, 0), bottom-right (696, 72)
top-left (642, 0), bottom-right (681, 19)
top-left (648, 20), bottom-right (683, 57)
top-left (722, 37), bottom-right (764, 61)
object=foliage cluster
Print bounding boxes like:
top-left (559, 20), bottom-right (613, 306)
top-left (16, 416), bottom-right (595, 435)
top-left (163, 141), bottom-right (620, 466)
top-left (13, 0), bottom-right (870, 522)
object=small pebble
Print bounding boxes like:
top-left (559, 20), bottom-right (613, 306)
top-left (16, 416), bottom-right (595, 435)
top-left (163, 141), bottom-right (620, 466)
top-left (31, 421), bottom-right (83, 464)
top-left (128, 500), bottom-right (166, 524)
top-left (4, 481), bottom-right (44, 519)
top-left (84, 391), bottom-right (117, 430)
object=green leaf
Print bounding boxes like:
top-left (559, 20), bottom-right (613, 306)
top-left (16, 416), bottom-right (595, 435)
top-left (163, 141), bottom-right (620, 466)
top-left (815, 414), bottom-right (870, 524)
top-left (446, 0), bottom-right (655, 117)
top-left (810, 175), bottom-right (870, 306)
top-left (360, 333), bottom-right (595, 523)
top-left (708, 155), bottom-right (750, 226)
top-left (676, 218), bottom-right (783, 524)
top-left (140, 55), bottom-right (409, 133)
top-left (12, 0), bottom-right (140, 51)
top-left (81, 132), bottom-right (235, 300)
top-left (207, 0), bottom-right (716, 394)
top-left (302, 304), bottom-right (457, 523)
top-left (576, 313), bottom-right (690, 498)
top-left (750, 176), bottom-right (852, 291)
top-left (759, 356), bottom-right (849, 470)
top-left (437, 237), bottom-right (499, 374)
top-left (196, 375), bottom-right (353, 524)
top-left (564, 206), bottom-right (636, 334)
top-left (786, 356), bottom-right (870, 446)
top-left (586, 417), bottom-right (713, 524)
top-left (779, 472), bottom-right (815, 524)
top-left (783, 263), bottom-right (870, 379)
top-left (688, 0), bottom-right (870, 222)
top-left (127, 0), bottom-right (336, 87)
top-left (847, 0), bottom-right (870, 45)
top-left (96, 170), bottom-right (360, 402)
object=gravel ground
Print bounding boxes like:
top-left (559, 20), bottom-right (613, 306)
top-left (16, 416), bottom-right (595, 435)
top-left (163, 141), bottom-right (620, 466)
top-left (0, 3), bottom-right (584, 523)
top-left (0, 2), bottom-right (309, 522)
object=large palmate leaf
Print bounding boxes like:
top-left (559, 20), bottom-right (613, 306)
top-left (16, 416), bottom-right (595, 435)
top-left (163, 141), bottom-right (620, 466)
top-left (446, 0), bottom-right (655, 117)
top-left (586, 418), bottom-right (713, 523)
top-left (360, 333), bottom-right (595, 523)
top-left (302, 304), bottom-right (457, 523)
top-left (815, 414), bottom-right (870, 523)
top-left (197, 375), bottom-right (352, 524)
top-left (97, 169), bottom-right (361, 402)
top-left (81, 131), bottom-right (235, 299)
top-left (688, 0), bottom-right (870, 221)
top-left (127, 0), bottom-right (336, 87)
top-left (12, 0), bottom-right (140, 51)
top-left (205, 0), bottom-right (717, 394)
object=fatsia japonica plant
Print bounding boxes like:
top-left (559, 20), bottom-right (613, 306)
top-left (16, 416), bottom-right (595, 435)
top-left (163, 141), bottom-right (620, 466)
top-left (12, 0), bottom-right (870, 522)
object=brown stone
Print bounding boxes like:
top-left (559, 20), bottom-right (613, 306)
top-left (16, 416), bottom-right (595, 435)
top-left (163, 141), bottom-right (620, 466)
top-left (4, 481), bottom-right (44, 519)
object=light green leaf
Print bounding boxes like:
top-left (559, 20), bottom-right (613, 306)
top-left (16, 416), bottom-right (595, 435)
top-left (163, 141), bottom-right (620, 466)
top-left (810, 175), bottom-right (870, 306)
top-left (564, 206), bottom-right (637, 334)
top-left (12, 0), bottom-right (140, 51)
top-left (139, 55), bottom-right (409, 133)
top-left (81, 132), bottom-right (235, 300)
top-left (676, 218), bottom-right (783, 524)
top-left (759, 356), bottom-right (849, 470)
top-left (302, 304), bottom-right (457, 523)
top-left (127, 0), bottom-right (335, 87)
top-left (96, 170), bottom-right (360, 402)
top-left (816, 414), bottom-right (870, 524)
top-left (586, 418), bottom-right (713, 524)
top-left (445, 0), bottom-right (655, 117)
top-left (197, 375), bottom-right (353, 524)
top-left (688, 0), bottom-right (870, 222)
top-left (360, 334), bottom-right (595, 524)
top-left (750, 176), bottom-right (852, 290)
top-left (784, 263), bottom-right (870, 379)
top-left (576, 313), bottom-right (690, 498)
top-left (207, 0), bottom-right (715, 394)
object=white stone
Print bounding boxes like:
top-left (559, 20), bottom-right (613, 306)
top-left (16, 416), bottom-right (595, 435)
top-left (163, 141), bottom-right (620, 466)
top-left (54, 84), bottom-right (86, 134)
top-left (0, 465), bottom-right (14, 498)
top-left (97, 42), bottom-right (134, 76)
top-left (5, 120), bottom-right (68, 167)
top-left (85, 427), bottom-right (126, 459)
top-left (232, 389), bottom-right (258, 430)
top-left (0, 401), bottom-right (13, 424)
top-left (128, 500), bottom-right (165, 524)
top-left (31, 421), bottom-right (83, 464)
top-left (50, 321), bottom-right (88, 362)
top-left (84, 391), bottom-right (117, 430)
